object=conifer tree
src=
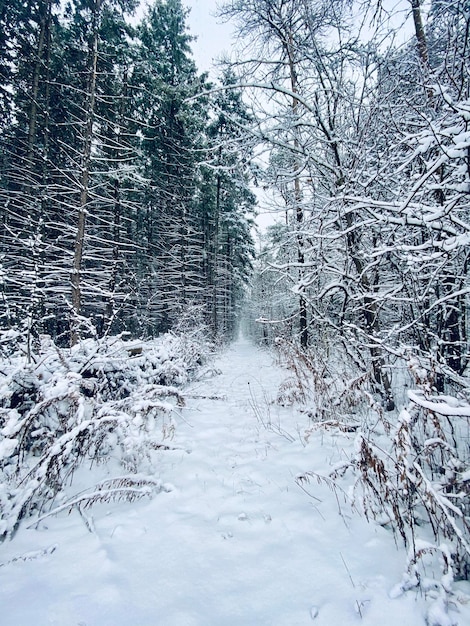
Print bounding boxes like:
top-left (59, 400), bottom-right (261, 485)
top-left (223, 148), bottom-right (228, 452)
top-left (134, 0), bottom-right (206, 333)
top-left (201, 69), bottom-right (256, 338)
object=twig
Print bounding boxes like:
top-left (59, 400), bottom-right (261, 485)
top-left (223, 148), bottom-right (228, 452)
top-left (340, 551), bottom-right (356, 589)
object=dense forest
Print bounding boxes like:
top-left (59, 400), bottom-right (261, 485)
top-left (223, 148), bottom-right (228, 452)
top-left (1, 0), bottom-right (470, 616)
top-left (0, 0), bottom-right (256, 348)
top-left (235, 0), bottom-right (470, 582)
top-left (1, 0), bottom-right (468, 377)
top-left (235, 0), bottom-right (470, 580)
top-left (238, 0), bottom-right (469, 401)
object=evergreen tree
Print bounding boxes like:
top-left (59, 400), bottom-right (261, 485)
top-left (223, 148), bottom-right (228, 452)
top-left (0, 0), bottom-right (61, 353)
top-left (0, 0), bottom-right (140, 345)
top-left (0, 0), bottom-right (257, 345)
top-left (134, 0), bottom-right (207, 333)
top-left (201, 69), bottom-right (257, 339)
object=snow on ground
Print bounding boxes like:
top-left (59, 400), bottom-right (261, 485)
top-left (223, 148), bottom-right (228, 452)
top-left (1, 337), bottom-right (469, 625)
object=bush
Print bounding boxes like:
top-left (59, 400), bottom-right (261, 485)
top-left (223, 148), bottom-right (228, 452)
top-left (278, 339), bottom-right (470, 619)
top-left (0, 330), bottom-right (211, 540)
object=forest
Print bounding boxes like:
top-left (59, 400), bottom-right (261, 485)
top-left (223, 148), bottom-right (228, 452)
top-left (0, 0), bottom-right (470, 622)
top-left (0, 0), bottom-right (257, 346)
top-left (238, 0), bottom-right (470, 584)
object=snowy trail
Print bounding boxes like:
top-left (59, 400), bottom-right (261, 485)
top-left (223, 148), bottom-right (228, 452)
top-left (1, 338), bottom-right (465, 625)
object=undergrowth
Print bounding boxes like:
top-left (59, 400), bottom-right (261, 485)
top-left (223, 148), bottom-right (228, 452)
top-left (275, 338), bottom-right (470, 625)
top-left (0, 330), bottom-right (211, 540)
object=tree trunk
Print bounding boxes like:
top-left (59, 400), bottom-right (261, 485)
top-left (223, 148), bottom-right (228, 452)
top-left (410, 0), bottom-right (429, 71)
top-left (287, 33), bottom-right (308, 349)
top-left (27, 1), bottom-right (49, 163)
top-left (213, 156), bottom-right (221, 335)
top-left (71, 0), bottom-right (102, 345)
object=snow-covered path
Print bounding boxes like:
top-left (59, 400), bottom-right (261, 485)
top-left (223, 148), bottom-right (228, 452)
top-left (1, 338), bottom-right (467, 625)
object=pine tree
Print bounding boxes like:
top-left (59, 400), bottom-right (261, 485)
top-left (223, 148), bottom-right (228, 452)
top-left (134, 0), bottom-right (207, 333)
top-left (201, 69), bottom-right (257, 339)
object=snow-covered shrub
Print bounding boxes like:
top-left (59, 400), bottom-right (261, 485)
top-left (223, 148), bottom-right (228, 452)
top-left (297, 360), bottom-right (470, 616)
top-left (274, 338), bottom-right (316, 405)
top-left (281, 333), bottom-right (470, 616)
top-left (341, 363), bottom-right (470, 581)
top-left (0, 330), bottom-right (211, 540)
top-left (391, 542), bottom-right (460, 626)
top-left (274, 337), bottom-right (382, 430)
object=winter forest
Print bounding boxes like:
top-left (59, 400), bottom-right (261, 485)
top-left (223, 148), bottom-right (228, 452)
top-left (1, 0), bottom-right (470, 624)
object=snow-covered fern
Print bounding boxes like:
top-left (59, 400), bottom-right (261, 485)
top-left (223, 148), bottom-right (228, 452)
top-left (0, 331), bottom-right (210, 540)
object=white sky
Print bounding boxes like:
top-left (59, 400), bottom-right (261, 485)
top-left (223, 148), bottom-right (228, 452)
top-left (134, 2), bottom-right (234, 76)
top-left (184, 0), bottom-right (234, 75)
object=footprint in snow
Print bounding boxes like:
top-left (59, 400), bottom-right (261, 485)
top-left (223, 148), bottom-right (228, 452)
top-left (221, 531), bottom-right (233, 540)
top-left (236, 512), bottom-right (272, 523)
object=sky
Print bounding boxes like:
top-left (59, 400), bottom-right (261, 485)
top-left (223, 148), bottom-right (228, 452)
top-left (184, 0), bottom-right (278, 233)
top-left (185, 0), bottom-right (235, 75)
top-left (134, 2), bottom-right (234, 76)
